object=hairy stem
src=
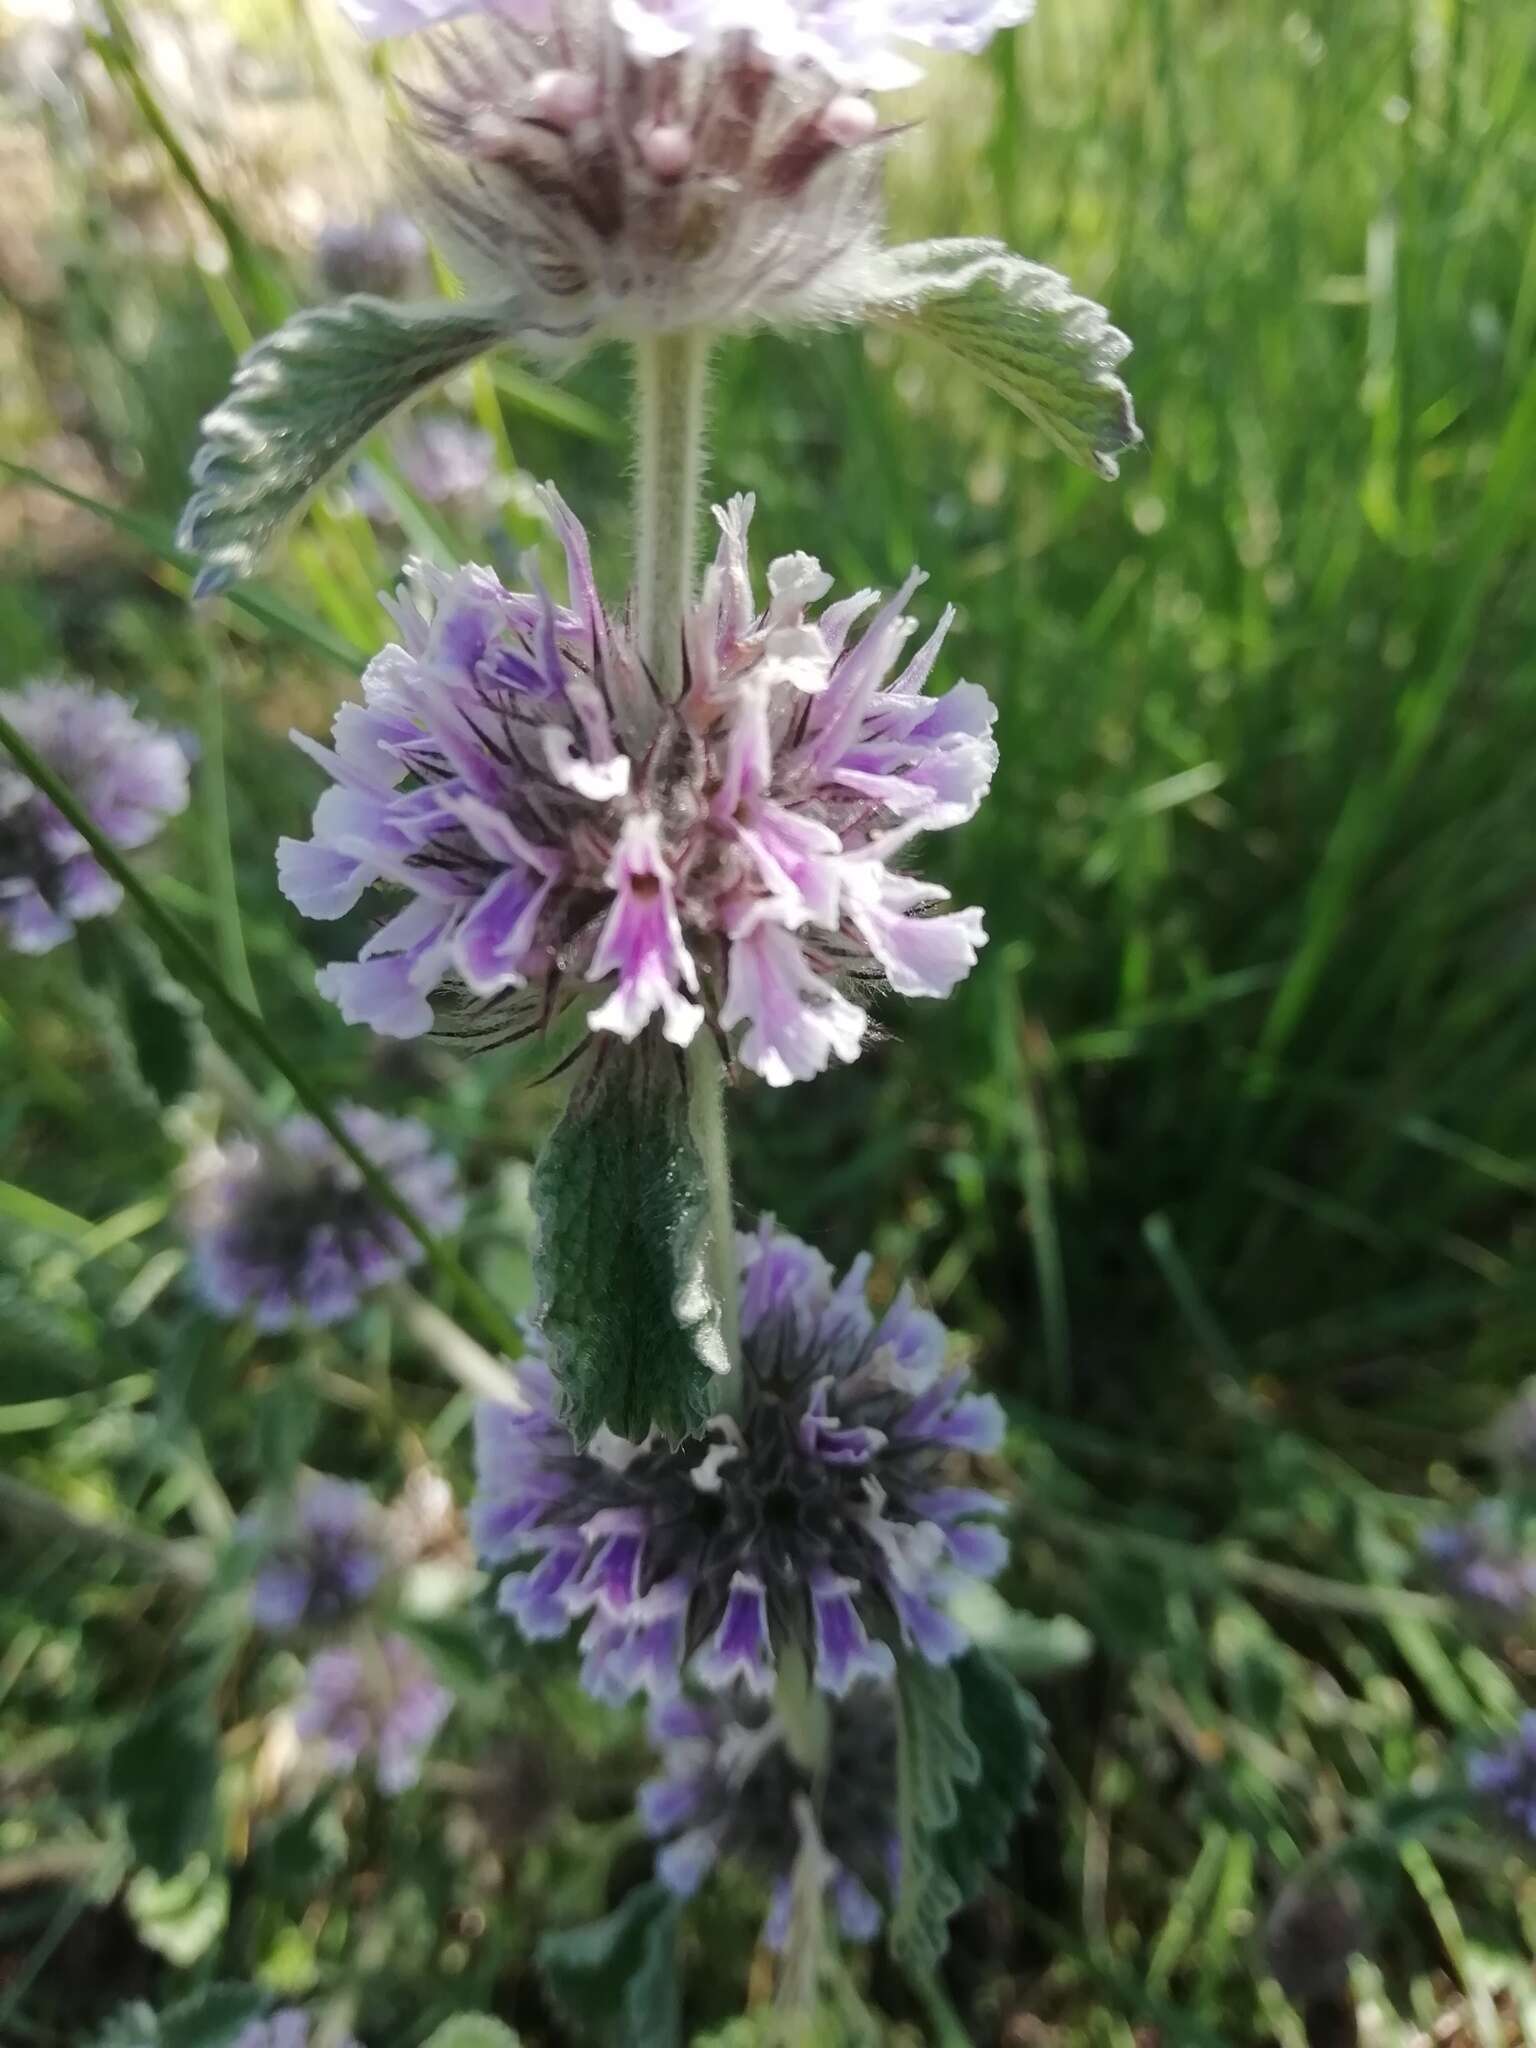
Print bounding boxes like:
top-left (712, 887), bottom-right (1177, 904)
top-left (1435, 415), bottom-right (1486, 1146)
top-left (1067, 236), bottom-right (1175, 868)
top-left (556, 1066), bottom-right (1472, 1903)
top-left (633, 329), bottom-right (710, 698)
top-left (630, 331), bottom-right (744, 1381)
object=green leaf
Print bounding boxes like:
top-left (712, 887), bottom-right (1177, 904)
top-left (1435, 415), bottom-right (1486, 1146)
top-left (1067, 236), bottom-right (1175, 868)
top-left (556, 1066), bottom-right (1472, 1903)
top-left (116, 943), bottom-right (201, 1108)
top-left (108, 1676), bottom-right (221, 1877)
top-left (421, 2020), bottom-right (523, 2048)
top-left (124, 1858), bottom-right (230, 1967)
top-left (537, 1880), bottom-right (682, 2048)
top-left (890, 1651), bottom-right (1047, 1978)
top-left (0, 1278), bottom-right (97, 1399)
top-left (934, 1650), bottom-right (1046, 1903)
top-left (870, 238), bottom-right (1142, 478)
top-left (91, 1985), bottom-right (265, 2048)
top-left (531, 1033), bottom-right (725, 1447)
top-left (946, 1582), bottom-right (1094, 1681)
top-left (177, 294), bottom-right (525, 594)
top-left (889, 1656), bottom-right (979, 1978)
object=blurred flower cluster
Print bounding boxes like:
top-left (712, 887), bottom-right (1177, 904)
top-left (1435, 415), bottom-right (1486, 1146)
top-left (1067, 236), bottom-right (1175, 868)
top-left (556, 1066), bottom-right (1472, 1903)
top-left (241, 1470), bottom-right (456, 1795)
top-left (0, 680), bottom-right (188, 955)
top-left (185, 1104), bottom-right (463, 1330)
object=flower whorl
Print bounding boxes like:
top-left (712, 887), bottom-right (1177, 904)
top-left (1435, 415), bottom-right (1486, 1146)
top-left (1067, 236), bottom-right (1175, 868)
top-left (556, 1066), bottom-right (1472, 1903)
top-left (280, 491), bottom-right (994, 1082)
top-left (642, 1686), bottom-right (898, 1945)
top-left (187, 1105), bottom-right (465, 1330)
top-left (0, 681), bottom-right (189, 955)
top-left (472, 1218), bottom-right (1007, 1703)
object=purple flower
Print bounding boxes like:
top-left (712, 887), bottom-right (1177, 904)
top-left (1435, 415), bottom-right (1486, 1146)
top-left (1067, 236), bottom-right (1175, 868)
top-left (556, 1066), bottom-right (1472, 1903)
top-left (344, 0), bottom-right (1031, 92)
top-left (187, 1105), bottom-right (464, 1331)
top-left (641, 1685), bottom-right (896, 1944)
top-left (316, 208), bottom-right (428, 297)
top-left (246, 1476), bottom-right (387, 1633)
top-left (1420, 1511), bottom-right (1536, 1618)
top-left (472, 1218), bottom-right (1006, 1701)
top-left (280, 491), bottom-right (993, 1081)
top-left (234, 2013), bottom-right (362, 2048)
top-left (294, 1633), bottom-right (453, 1792)
top-left (352, 0), bottom-right (911, 340)
top-left (1469, 1713), bottom-right (1536, 1842)
top-left (0, 680), bottom-right (189, 955)
top-left (349, 415), bottom-right (497, 525)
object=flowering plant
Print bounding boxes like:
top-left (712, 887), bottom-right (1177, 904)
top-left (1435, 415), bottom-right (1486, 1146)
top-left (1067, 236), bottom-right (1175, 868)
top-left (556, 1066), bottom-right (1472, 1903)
top-left (0, 0), bottom-right (1133, 2032)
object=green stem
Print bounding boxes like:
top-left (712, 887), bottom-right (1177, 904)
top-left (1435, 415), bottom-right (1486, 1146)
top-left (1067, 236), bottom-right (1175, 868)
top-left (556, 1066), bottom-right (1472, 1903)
top-left (194, 643), bottom-right (261, 1017)
top-left (774, 1641), bottom-right (831, 1778)
top-left (0, 708), bottom-right (524, 1365)
top-left (632, 330), bottom-right (711, 698)
top-left (630, 331), bottom-right (744, 1383)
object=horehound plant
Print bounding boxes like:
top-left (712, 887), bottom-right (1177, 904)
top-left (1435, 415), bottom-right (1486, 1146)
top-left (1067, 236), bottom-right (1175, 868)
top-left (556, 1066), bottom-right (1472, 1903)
top-left (168, 0), bottom-right (1142, 2028)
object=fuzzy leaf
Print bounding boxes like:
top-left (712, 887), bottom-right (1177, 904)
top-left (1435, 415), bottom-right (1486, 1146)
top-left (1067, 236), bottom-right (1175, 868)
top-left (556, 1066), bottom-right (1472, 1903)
top-left (108, 1676), bottom-right (221, 1877)
top-left (177, 294), bottom-right (522, 594)
top-left (124, 1860), bottom-right (230, 1968)
top-left (421, 2021), bottom-right (523, 2048)
top-left (870, 238), bottom-right (1141, 479)
top-left (531, 1032), bottom-right (725, 1448)
top-left (935, 1650), bottom-right (1047, 1901)
top-left (889, 1656), bottom-right (980, 1977)
top-left (537, 1880), bottom-right (682, 2048)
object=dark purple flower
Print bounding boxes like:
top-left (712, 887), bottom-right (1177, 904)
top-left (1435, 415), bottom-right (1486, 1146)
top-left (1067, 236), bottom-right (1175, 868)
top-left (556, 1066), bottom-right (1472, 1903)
top-left (642, 1685), bottom-right (895, 1944)
top-left (187, 1105), bottom-right (464, 1331)
top-left (1420, 1511), bottom-right (1536, 1618)
top-left (279, 491), bottom-right (994, 1079)
top-left (0, 680), bottom-right (189, 955)
top-left (234, 2012), bottom-right (362, 2048)
top-left (472, 1218), bottom-right (1006, 1701)
top-left (294, 1632), bottom-right (453, 1792)
top-left (1469, 1713), bottom-right (1536, 1841)
top-left (349, 414), bottom-right (497, 525)
top-left (246, 1476), bottom-right (386, 1633)
top-left (316, 207), bottom-right (428, 297)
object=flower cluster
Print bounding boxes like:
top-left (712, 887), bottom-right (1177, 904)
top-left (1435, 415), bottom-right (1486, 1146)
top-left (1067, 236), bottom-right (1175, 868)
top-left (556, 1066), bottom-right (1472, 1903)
top-left (317, 207), bottom-right (428, 297)
top-left (642, 1686), bottom-right (896, 1944)
top-left (280, 491), bottom-right (994, 1081)
top-left (294, 1633), bottom-right (454, 1793)
top-left (246, 1476), bottom-right (387, 1633)
top-left (0, 680), bottom-right (189, 955)
top-left (187, 1105), bottom-right (464, 1330)
top-left (335, 0), bottom-right (1030, 339)
top-left (1469, 1713), bottom-right (1536, 1842)
top-left (473, 1218), bottom-right (1006, 1701)
top-left (234, 2014), bottom-right (361, 2048)
top-left (350, 415), bottom-right (496, 526)
top-left (1421, 1510), bottom-right (1536, 1618)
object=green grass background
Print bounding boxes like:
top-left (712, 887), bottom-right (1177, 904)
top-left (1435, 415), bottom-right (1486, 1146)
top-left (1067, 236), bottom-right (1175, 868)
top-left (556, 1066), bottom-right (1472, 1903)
top-left (2, 0), bottom-right (1536, 2039)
